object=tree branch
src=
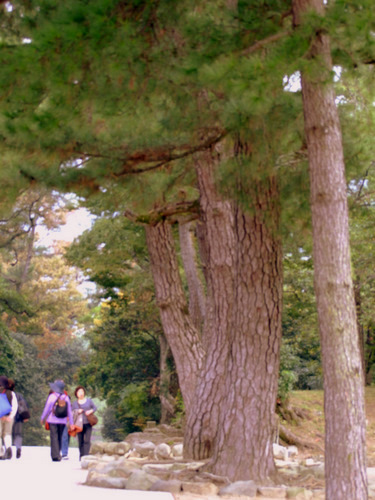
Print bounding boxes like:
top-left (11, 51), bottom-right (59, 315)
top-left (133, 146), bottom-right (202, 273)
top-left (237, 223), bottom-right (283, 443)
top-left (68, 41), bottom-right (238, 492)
top-left (73, 129), bottom-right (227, 177)
top-left (0, 297), bottom-right (33, 317)
top-left (124, 200), bottom-right (200, 226)
top-left (114, 129), bottom-right (227, 176)
top-left (241, 30), bottom-right (290, 57)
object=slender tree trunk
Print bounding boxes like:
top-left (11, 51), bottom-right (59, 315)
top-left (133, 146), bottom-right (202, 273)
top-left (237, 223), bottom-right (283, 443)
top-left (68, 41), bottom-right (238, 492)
top-left (178, 221), bottom-right (206, 332)
top-left (145, 222), bottom-right (205, 413)
top-left (293, 1), bottom-right (367, 498)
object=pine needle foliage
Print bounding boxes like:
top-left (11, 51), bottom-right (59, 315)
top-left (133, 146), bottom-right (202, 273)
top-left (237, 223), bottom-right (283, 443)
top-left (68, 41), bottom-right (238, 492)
top-left (0, 1), bottom-right (374, 252)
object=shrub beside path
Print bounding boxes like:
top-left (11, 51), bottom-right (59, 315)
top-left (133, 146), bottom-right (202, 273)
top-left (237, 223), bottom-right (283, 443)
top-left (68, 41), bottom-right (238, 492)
top-left (1, 445), bottom-right (174, 500)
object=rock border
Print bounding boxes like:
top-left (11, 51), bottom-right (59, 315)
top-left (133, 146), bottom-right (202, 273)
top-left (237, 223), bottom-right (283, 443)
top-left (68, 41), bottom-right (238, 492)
top-left (83, 427), bottom-right (326, 499)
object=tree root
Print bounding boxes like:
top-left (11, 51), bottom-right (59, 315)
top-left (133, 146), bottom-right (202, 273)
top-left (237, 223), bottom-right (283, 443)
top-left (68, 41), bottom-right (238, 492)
top-left (276, 400), bottom-right (310, 424)
top-left (278, 423), bottom-right (324, 452)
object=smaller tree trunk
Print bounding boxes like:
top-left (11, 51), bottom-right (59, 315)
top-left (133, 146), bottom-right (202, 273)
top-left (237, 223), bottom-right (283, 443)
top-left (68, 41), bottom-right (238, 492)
top-left (178, 221), bottom-right (206, 331)
top-left (159, 333), bottom-right (175, 424)
top-left (184, 148), bottom-right (237, 459)
top-left (145, 221), bottom-right (204, 414)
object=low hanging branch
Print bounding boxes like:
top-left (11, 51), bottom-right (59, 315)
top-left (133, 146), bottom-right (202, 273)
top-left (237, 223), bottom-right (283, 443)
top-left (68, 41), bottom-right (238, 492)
top-left (71, 128), bottom-right (227, 177)
top-left (124, 199), bottom-right (200, 226)
top-left (49, 129), bottom-right (227, 195)
top-left (241, 30), bottom-right (291, 57)
top-left (113, 128), bottom-right (227, 176)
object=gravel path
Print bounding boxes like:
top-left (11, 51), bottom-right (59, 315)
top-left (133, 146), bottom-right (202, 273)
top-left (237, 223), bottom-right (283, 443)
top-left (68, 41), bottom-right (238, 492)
top-left (2, 445), bottom-right (174, 500)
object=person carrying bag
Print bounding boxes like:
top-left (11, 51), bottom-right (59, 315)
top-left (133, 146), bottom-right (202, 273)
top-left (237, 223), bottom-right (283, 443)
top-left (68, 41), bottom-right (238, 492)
top-left (68, 409), bottom-right (83, 437)
top-left (71, 385), bottom-right (97, 460)
top-left (40, 380), bottom-right (73, 462)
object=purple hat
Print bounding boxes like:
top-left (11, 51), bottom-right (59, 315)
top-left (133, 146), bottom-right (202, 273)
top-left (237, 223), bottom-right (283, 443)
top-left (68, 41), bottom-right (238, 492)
top-left (49, 380), bottom-right (65, 394)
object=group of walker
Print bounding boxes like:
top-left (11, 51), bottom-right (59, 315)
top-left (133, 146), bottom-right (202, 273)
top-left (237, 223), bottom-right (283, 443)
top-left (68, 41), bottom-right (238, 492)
top-left (41, 379), bottom-right (98, 461)
top-left (0, 375), bottom-right (97, 461)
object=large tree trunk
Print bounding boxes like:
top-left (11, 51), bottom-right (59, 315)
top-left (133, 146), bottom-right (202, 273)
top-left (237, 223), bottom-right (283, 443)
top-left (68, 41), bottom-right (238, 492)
top-left (184, 145), bottom-right (283, 482)
top-left (293, 1), bottom-right (367, 498)
top-left (209, 177), bottom-right (282, 481)
top-left (145, 222), bottom-right (204, 412)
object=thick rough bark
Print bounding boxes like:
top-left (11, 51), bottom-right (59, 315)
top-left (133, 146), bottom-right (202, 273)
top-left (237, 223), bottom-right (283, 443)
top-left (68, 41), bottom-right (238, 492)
top-left (209, 180), bottom-right (282, 481)
top-left (184, 146), bottom-right (282, 482)
top-left (184, 148), bottom-right (237, 460)
top-left (178, 221), bottom-right (206, 332)
top-left (293, 1), bottom-right (368, 498)
top-left (145, 222), bottom-right (204, 412)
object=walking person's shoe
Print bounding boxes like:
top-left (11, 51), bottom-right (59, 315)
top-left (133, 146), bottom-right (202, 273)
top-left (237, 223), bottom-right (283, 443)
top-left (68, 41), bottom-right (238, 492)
top-left (16, 448), bottom-right (21, 459)
top-left (5, 447), bottom-right (12, 459)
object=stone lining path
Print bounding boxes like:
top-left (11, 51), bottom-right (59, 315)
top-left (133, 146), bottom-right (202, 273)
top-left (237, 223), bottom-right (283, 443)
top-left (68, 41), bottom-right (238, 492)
top-left (1, 446), bottom-right (174, 500)
top-left (5, 444), bottom-right (375, 499)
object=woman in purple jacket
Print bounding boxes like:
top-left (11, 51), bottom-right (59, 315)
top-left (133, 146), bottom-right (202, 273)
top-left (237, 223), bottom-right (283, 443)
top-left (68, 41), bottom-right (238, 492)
top-left (40, 379), bottom-right (73, 462)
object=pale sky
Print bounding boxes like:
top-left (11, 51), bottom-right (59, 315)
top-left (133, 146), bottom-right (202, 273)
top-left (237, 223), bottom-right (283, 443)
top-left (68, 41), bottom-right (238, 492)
top-left (36, 207), bottom-right (96, 297)
top-left (37, 207), bottom-right (94, 246)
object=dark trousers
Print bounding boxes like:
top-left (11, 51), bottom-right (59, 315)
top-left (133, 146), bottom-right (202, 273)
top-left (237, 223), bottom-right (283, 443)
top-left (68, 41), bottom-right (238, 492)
top-left (49, 423), bottom-right (65, 460)
top-left (77, 423), bottom-right (92, 458)
top-left (12, 421), bottom-right (23, 450)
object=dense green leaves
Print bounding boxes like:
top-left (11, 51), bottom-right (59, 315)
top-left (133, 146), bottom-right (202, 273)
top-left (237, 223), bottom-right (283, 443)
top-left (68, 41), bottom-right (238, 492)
top-left (67, 215), bottom-right (176, 432)
top-left (0, 321), bottom-right (23, 375)
top-left (77, 298), bottom-right (164, 434)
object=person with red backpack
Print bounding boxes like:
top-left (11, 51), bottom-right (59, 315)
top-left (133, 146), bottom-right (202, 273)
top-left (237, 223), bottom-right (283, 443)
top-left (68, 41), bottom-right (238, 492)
top-left (0, 375), bottom-right (18, 460)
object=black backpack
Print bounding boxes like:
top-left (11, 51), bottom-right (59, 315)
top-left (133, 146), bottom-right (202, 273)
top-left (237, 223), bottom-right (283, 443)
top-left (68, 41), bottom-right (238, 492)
top-left (53, 395), bottom-right (68, 418)
top-left (16, 393), bottom-right (30, 421)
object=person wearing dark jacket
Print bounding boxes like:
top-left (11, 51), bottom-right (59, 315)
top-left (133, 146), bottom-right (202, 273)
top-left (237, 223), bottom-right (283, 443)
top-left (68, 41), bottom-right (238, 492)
top-left (0, 375), bottom-right (18, 460)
